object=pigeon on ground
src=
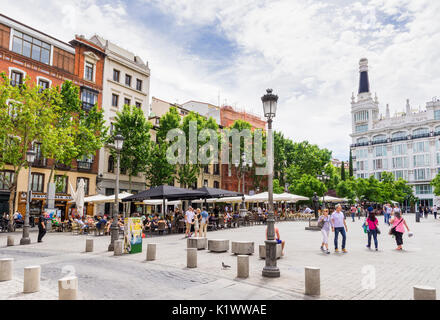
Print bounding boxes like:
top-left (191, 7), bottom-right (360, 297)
top-left (222, 262), bottom-right (231, 269)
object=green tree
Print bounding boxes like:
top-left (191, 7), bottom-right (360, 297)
top-left (349, 149), bottom-right (354, 178)
top-left (145, 143), bottom-right (176, 187)
top-left (336, 179), bottom-right (356, 203)
top-left (340, 161), bottom-right (346, 181)
top-left (112, 105), bottom-right (152, 192)
top-left (431, 173), bottom-right (440, 196)
top-left (0, 74), bottom-right (57, 229)
top-left (289, 174), bottom-right (327, 199)
top-left (273, 179), bottom-right (284, 194)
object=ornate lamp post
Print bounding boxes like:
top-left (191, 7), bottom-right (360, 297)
top-left (108, 134), bottom-right (124, 251)
top-left (20, 148), bottom-right (36, 245)
top-left (317, 171), bottom-right (330, 212)
top-left (261, 89), bottom-right (280, 278)
top-left (235, 153), bottom-right (252, 215)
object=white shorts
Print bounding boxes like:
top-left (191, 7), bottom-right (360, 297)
top-left (321, 229), bottom-right (329, 244)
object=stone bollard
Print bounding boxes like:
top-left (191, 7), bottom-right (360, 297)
top-left (85, 239), bottom-right (94, 253)
top-left (413, 286), bottom-right (437, 300)
top-left (23, 266), bottom-right (40, 293)
top-left (305, 267), bottom-right (320, 296)
top-left (187, 248), bottom-right (197, 268)
top-left (114, 240), bottom-right (123, 256)
top-left (0, 258), bottom-right (13, 281)
top-left (237, 255), bottom-right (249, 279)
top-left (146, 244), bottom-right (156, 261)
top-left (7, 236), bottom-right (15, 247)
top-left (58, 276), bottom-right (78, 300)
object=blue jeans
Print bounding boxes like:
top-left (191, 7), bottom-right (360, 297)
top-left (351, 213), bottom-right (355, 222)
top-left (384, 213), bottom-right (390, 225)
top-left (367, 229), bottom-right (378, 248)
top-left (334, 227), bottom-right (346, 250)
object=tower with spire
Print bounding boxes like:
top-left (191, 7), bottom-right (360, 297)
top-left (351, 58), bottom-right (379, 135)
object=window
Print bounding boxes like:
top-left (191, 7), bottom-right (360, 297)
top-left (31, 173), bottom-right (44, 192)
top-left (435, 110), bottom-right (440, 121)
top-left (392, 157), bottom-right (408, 169)
top-left (204, 165), bottom-right (210, 174)
top-left (354, 110), bottom-right (369, 123)
top-left (204, 180), bottom-right (208, 187)
top-left (77, 178), bottom-right (90, 196)
top-left (81, 88), bottom-right (98, 111)
top-left (77, 155), bottom-right (94, 170)
top-left (52, 48), bottom-right (75, 74)
top-left (124, 98), bottom-right (131, 106)
top-left (136, 79), bottom-right (143, 91)
top-left (414, 141), bottom-right (429, 154)
top-left (0, 171), bottom-right (14, 191)
top-left (413, 128), bottom-right (429, 137)
top-left (125, 75), bottom-right (132, 87)
top-left (355, 124), bottom-right (368, 133)
top-left (12, 31), bottom-right (51, 64)
top-left (415, 185), bottom-right (432, 195)
top-left (113, 69), bottom-right (120, 82)
top-left (214, 164), bottom-right (220, 175)
top-left (355, 149), bottom-right (368, 159)
top-left (437, 153), bottom-right (440, 165)
top-left (414, 169), bottom-right (430, 181)
top-left (214, 181), bottom-right (220, 189)
top-left (135, 102), bottom-right (142, 109)
top-left (112, 94), bottom-right (119, 107)
top-left (392, 144), bottom-right (407, 156)
top-left (54, 175), bottom-right (68, 194)
top-left (374, 172), bottom-right (382, 180)
top-left (85, 62), bottom-right (94, 81)
top-left (108, 155), bottom-right (114, 173)
top-left (393, 170), bottom-right (408, 181)
top-left (38, 79), bottom-right (49, 91)
top-left (356, 160), bottom-right (368, 171)
top-left (413, 154), bottom-right (430, 167)
top-left (373, 135), bottom-right (387, 142)
top-left (374, 145), bottom-right (387, 157)
top-left (373, 159), bottom-right (387, 170)
top-left (10, 71), bottom-right (23, 87)
top-left (356, 137), bottom-right (368, 144)
top-left (110, 123), bottom-right (115, 135)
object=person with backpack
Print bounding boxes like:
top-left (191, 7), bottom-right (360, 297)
top-left (365, 210), bottom-right (379, 251)
top-left (318, 208), bottom-right (331, 254)
top-left (389, 211), bottom-right (411, 251)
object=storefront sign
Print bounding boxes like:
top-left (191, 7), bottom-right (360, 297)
top-left (124, 217), bottom-right (143, 254)
top-left (20, 192), bottom-right (73, 201)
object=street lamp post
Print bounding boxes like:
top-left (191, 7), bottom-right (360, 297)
top-left (317, 171), bottom-right (330, 210)
top-left (108, 134), bottom-right (124, 252)
top-left (20, 148), bottom-right (36, 245)
top-left (235, 153), bottom-right (252, 215)
top-left (261, 89), bottom-right (280, 278)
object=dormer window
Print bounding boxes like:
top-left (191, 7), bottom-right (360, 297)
top-left (12, 31), bottom-right (50, 65)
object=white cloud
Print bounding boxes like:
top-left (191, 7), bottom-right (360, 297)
top-left (1, 0), bottom-right (440, 160)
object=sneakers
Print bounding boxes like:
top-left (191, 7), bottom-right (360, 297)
top-left (335, 249), bottom-right (339, 253)
top-left (342, 249), bottom-right (348, 253)
top-left (326, 250), bottom-right (330, 254)
top-left (375, 248), bottom-right (378, 251)
top-left (320, 246), bottom-right (325, 252)
top-left (366, 245), bottom-right (371, 249)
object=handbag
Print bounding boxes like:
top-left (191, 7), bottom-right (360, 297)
top-left (376, 226), bottom-right (381, 235)
top-left (362, 220), bottom-right (369, 233)
top-left (389, 218), bottom-right (404, 236)
top-left (317, 216), bottom-right (325, 229)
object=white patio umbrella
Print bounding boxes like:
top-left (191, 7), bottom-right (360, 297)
top-left (69, 179), bottom-right (85, 217)
top-left (323, 196), bottom-right (348, 203)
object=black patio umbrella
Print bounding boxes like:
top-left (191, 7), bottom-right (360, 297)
top-left (196, 186), bottom-right (243, 199)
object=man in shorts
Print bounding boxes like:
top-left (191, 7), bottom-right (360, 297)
top-left (266, 225), bottom-right (285, 256)
top-left (185, 207), bottom-right (195, 238)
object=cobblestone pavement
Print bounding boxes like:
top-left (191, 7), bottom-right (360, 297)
top-left (1, 214), bottom-right (439, 300)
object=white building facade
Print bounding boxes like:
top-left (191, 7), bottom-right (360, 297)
top-left (350, 58), bottom-right (440, 209)
top-left (89, 35), bottom-right (150, 213)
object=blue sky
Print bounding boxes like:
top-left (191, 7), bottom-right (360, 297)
top-left (1, 0), bottom-right (440, 161)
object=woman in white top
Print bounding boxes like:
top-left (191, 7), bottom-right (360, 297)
top-left (193, 209), bottom-right (200, 237)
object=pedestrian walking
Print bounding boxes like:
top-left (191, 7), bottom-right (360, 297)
top-left (37, 211), bottom-right (47, 243)
top-left (392, 204), bottom-right (400, 219)
top-left (318, 208), bottom-right (331, 254)
top-left (357, 205), bottom-right (362, 220)
top-left (200, 207), bottom-right (209, 238)
top-left (331, 204), bottom-right (348, 253)
top-left (389, 211), bottom-right (411, 251)
top-left (193, 209), bottom-right (200, 237)
top-left (365, 210), bottom-right (379, 251)
top-left (433, 205), bottom-right (438, 219)
top-left (184, 207), bottom-right (195, 238)
top-left (350, 205), bottom-right (356, 222)
top-left (384, 203), bottom-right (392, 225)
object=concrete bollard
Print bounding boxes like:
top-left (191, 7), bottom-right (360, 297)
top-left (413, 286), bottom-right (436, 300)
top-left (0, 258), bottom-right (13, 281)
top-left (114, 240), bottom-right (123, 256)
top-left (58, 276), bottom-right (78, 300)
top-left (187, 248), bottom-right (197, 268)
top-left (85, 239), bottom-right (94, 253)
top-left (7, 236), bottom-right (15, 247)
top-left (305, 267), bottom-right (320, 296)
top-left (237, 255), bottom-right (249, 279)
top-left (146, 244), bottom-right (156, 261)
top-left (23, 266), bottom-right (40, 293)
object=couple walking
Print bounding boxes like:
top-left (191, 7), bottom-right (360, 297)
top-left (318, 205), bottom-right (348, 254)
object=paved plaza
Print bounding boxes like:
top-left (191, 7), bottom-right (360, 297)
top-left (1, 214), bottom-right (439, 300)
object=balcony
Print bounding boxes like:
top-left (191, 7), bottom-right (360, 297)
top-left (391, 136), bottom-right (408, 142)
top-left (411, 133), bottom-right (430, 140)
top-left (77, 161), bottom-right (92, 171)
top-left (55, 162), bottom-right (71, 171)
top-left (372, 139), bottom-right (388, 145)
top-left (32, 158), bottom-right (47, 168)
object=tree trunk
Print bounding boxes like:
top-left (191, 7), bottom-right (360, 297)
top-left (45, 164), bottom-right (56, 210)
